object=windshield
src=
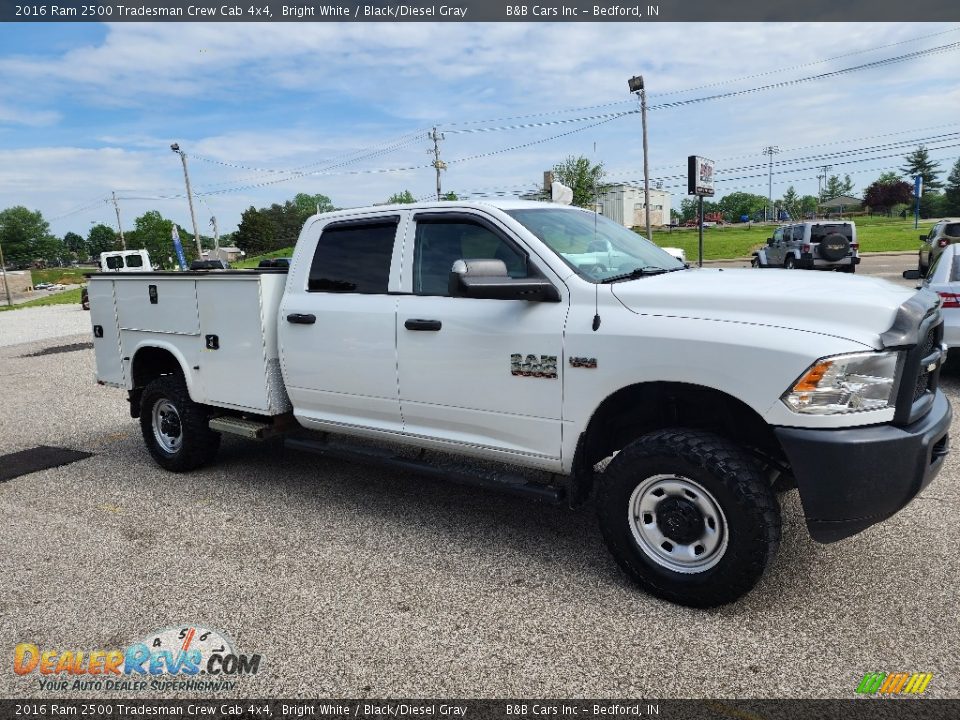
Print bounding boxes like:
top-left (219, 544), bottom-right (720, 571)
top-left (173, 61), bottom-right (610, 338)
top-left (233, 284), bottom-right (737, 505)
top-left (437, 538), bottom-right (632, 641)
top-left (506, 207), bottom-right (684, 282)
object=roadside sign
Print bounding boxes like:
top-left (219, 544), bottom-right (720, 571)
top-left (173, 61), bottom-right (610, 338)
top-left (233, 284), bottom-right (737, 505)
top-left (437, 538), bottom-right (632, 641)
top-left (688, 155), bottom-right (715, 197)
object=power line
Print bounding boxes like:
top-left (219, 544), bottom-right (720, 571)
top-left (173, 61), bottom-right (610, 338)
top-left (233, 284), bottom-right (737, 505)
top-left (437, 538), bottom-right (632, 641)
top-left (440, 27), bottom-right (960, 127)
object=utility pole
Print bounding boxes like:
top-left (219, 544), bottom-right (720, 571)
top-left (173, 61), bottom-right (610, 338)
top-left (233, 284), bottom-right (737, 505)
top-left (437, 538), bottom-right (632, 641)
top-left (818, 164), bottom-right (833, 198)
top-left (817, 165), bottom-right (832, 218)
top-left (111, 191), bottom-right (126, 250)
top-left (428, 127), bottom-right (447, 200)
top-left (170, 143), bottom-right (204, 258)
top-left (209, 216), bottom-right (220, 257)
top-left (762, 146), bottom-right (780, 222)
top-left (628, 75), bottom-right (652, 241)
top-left (0, 230), bottom-right (12, 307)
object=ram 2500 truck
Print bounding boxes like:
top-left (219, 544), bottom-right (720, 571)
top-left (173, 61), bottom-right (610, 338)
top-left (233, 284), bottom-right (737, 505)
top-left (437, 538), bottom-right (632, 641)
top-left (88, 200), bottom-right (951, 607)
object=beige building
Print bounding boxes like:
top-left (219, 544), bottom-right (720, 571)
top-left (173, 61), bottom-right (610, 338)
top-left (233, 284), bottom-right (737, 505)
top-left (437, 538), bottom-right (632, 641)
top-left (0, 270), bottom-right (32, 297)
top-left (596, 184), bottom-right (672, 229)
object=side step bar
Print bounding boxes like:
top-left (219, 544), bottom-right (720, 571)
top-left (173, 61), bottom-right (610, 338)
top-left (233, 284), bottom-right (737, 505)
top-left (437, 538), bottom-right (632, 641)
top-left (209, 415), bottom-right (293, 440)
top-left (285, 435), bottom-right (565, 505)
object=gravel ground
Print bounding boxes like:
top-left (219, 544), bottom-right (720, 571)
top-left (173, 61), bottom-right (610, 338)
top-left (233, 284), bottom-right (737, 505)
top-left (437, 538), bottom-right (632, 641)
top-left (1, 261), bottom-right (957, 700)
top-left (0, 305), bottom-right (91, 348)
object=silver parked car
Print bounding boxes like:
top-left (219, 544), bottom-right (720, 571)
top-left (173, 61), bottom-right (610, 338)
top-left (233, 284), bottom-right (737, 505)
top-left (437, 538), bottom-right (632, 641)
top-left (921, 241), bottom-right (960, 351)
top-left (753, 221), bottom-right (860, 272)
top-left (918, 218), bottom-right (960, 275)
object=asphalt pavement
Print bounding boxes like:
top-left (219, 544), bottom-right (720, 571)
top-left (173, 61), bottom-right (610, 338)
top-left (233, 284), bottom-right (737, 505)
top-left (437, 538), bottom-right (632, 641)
top-left (1, 257), bottom-right (957, 700)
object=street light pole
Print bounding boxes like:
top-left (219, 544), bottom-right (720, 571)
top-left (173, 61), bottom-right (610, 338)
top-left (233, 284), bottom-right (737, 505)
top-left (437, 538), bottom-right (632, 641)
top-left (170, 143), bottom-right (204, 259)
top-left (762, 145), bottom-right (780, 221)
top-left (629, 75), bottom-right (652, 241)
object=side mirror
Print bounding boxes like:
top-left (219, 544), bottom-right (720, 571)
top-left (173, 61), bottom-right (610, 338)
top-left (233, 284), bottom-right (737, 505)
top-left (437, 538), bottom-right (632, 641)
top-left (920, 234), bottom-right (927, 241)
top-left (902, 269), bottom-right (921, 280)
top-left (766, 237), bottom-right (774, 245)
top-left (449, 259), bottom-right (560, 302)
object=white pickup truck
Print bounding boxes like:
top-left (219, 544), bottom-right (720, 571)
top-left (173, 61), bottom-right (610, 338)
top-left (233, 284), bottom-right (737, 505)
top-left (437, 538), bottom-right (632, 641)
top-left (88, 200), bottom-right (951, 607)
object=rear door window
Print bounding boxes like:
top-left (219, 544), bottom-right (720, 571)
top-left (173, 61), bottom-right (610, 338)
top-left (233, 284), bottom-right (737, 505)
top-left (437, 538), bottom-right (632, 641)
top-left (810, 224), bottom-right (852, 242)
top-left (308, 218), bottom-right (398, 293)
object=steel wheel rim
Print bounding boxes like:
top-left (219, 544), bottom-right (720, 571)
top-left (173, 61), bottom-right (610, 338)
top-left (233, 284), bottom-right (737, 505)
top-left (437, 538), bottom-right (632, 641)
top-left (152, 399), bottom-right (183, 454)
top-left (628, 474), bottom-right (728, 574)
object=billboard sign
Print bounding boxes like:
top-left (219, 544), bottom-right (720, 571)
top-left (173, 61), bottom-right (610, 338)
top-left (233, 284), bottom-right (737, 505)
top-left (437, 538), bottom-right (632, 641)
top-left (688, 155), bottom-right (715, 197)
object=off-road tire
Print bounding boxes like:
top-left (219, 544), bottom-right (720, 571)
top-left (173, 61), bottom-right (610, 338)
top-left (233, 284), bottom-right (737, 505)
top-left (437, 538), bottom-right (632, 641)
top-left (819, 233), bottom-right (850, 261)
top-left (140, 374), bottom-right (220, 472)
top-left (597, 428), bottom-right (781, 607)
top-left (784, 255), bottom-right (795, 270)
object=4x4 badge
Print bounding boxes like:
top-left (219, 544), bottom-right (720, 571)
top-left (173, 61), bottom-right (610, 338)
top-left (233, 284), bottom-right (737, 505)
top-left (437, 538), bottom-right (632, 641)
top-left (570, 356), bottom-right (597, 368)
top-left (510, 353), bottom-right (557, 378)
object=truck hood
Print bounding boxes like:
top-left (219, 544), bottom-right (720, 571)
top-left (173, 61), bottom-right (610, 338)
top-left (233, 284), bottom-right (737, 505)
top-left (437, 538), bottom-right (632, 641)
top-left (609, 268), bottom-right (917, 348)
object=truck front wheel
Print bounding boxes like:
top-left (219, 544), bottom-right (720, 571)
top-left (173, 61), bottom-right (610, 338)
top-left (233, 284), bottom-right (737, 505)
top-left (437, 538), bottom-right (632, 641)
top-left (140, 375), bottom-right (220, 472)
top-left (597, 429), bottom-right (781, 607)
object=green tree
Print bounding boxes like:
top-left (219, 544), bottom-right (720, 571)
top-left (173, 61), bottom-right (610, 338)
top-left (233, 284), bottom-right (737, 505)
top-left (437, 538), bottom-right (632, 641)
top-left (799, 195), bottom-right (819, 218)
top-left (292, 192), bottom-right (335, 218)
top-left (442, 191), bottom-right (458, 201)
top-left (780, 186), bottom-right (801, 220)
top-left (551, 156), bottom-right (606, 208)
top-left (88, 224), bottom-right (118, 257)
top-left (63, 231), bottom-right (87, 260)
top-left (133, 211), bottom-right (177, 269)
top-left (678, 197), bottom-right (720, 223)
top-left (944, 158), bottom-right (960, 215)
top-left (716, 192), bottom-right (767, 222)
top-left (900, 145), bottom-right (943, 192)
top-left (388, 190), bottom-right (417, 204)
top-left (822, 174), bottom-right (855, 201)
top-left (0, 206), bottom-right (55, 267)
top-left (233, 206), bottom-right (276, 255)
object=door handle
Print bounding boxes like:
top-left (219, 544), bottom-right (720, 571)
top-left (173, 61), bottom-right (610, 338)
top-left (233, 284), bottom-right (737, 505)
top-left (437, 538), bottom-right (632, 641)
top-left (404, 318), bottom-right (442, 331)
top-left (286, 313), bottom-right (316, 324)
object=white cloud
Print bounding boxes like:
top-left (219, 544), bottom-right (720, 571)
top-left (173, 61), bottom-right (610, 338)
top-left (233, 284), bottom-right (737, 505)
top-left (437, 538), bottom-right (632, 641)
top-left (2, 21), bottom-right (958, 237)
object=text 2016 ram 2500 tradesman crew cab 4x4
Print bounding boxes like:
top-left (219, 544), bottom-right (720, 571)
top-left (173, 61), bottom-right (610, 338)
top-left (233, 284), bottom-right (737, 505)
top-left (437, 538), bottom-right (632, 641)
top-left (88, 200), bottom-right (951, 607)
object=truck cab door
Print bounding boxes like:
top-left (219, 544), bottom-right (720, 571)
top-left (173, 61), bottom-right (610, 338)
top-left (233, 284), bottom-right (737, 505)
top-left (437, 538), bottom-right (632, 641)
top-left (395, 211), bottom-right (566, 469)
top-left (278, 214), bottom-right (405, 434)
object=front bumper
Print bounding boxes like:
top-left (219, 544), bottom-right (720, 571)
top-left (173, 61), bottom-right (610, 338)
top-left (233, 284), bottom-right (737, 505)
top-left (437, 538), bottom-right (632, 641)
top-left (774, 390), bottom-right (952, 543)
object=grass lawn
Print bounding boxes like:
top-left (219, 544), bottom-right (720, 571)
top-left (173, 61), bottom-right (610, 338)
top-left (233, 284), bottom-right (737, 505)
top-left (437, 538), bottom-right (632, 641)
top-left (30, 267), bottom-right (90, 286)
top-left (0, 287), bottom-right (83, 312)
top-left (650, 216), bottom-right (935, 260)
top-left (234, 249), bottom-right (295, 268)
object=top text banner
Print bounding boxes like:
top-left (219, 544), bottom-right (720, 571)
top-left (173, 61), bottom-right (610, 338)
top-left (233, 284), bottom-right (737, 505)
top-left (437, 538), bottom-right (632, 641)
top-left (2, 0), bottom-right (959, 22)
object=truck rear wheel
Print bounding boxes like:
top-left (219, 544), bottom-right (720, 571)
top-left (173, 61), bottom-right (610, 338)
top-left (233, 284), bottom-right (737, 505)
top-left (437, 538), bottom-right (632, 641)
top-left (597, 428), bottom-right (780, 607)
top-left (140, 375), bottom-right (220, 472)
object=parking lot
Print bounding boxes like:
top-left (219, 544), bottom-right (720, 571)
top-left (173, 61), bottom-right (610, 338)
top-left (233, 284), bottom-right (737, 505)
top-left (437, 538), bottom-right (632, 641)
top-left (1, 256), bottom-right (957, 700)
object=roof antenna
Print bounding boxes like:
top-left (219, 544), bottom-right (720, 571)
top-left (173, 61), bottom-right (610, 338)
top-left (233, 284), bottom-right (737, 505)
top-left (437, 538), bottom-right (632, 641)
top-left (593, 282), bottom-right (601, 331)
top-left (592, 141), bottom-right (602, 331)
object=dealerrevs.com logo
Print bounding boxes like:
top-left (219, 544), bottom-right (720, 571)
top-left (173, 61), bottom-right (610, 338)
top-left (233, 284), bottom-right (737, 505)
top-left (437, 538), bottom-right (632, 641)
top-left (13, 625), bottom-right (261, 692)
top-left (856, 672), bottom-right (933, 696)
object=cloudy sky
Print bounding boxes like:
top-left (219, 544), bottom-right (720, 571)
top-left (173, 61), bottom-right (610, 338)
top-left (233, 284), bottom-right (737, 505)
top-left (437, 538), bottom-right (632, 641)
top-left (1, 21), bottom-right (958, 238)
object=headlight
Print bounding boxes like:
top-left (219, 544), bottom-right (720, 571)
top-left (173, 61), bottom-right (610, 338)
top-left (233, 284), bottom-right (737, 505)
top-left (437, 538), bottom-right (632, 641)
top-left (782, 351), bottom-right (903, 415)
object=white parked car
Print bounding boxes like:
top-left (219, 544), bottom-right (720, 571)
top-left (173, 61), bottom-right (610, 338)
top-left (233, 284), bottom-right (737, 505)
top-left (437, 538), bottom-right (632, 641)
top-left (660, 246), bottom-right (686, 263)
top-left (921, 242), bottom-right (960, 350)
top-left (100, 249), bottom-right (153, 272)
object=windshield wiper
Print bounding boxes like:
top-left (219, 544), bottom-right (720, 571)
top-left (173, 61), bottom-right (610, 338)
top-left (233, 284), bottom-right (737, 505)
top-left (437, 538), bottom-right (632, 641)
top-left (599, 266), bottom-right (684, 283)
